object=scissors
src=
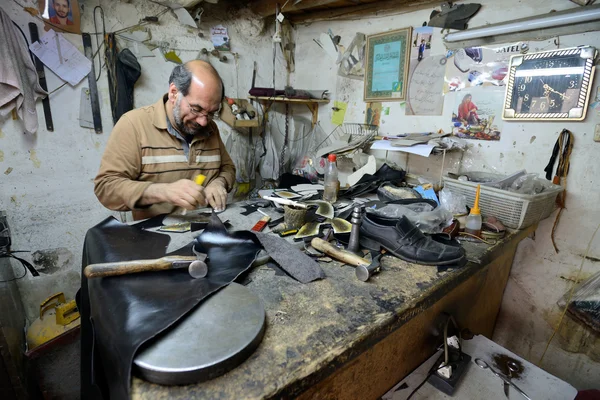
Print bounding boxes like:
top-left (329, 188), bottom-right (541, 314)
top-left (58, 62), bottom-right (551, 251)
top-left (505, 360), bottom-right (520, 398)
top-left (474, 358), bottom-right (532, 400)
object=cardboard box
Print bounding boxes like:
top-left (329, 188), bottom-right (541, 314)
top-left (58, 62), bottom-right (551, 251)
top-left (220, 99), bottom-right (260, 128)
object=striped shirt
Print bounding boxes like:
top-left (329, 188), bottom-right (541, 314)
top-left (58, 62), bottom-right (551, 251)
top-left (94, 95), bottom-right (236, 220)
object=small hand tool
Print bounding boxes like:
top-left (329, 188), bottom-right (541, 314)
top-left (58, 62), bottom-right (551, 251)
top-left (263, 196), bottom-right (308, 209)
top-left (310, 237), bottom-right (382, 282)
top-left (251, 213), bottom-right (270, 232)
top-left (179, 174), bottom-right (207, 216)
top-left (347, 205), bottom-right (364, 255)
top-left (190, 247), bottom-right (209, 278)
top-left (505, 360), bottom-right (520, 398)
top-left (356, 252), bottom-right (383, 282)
top-left (84, 254), bottom-right (208, 279)
top-left (474, 358), bottom-right (531, 400)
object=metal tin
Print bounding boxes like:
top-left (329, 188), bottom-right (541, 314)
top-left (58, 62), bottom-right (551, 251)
top-left (133, 283), bottom-right (265, 385)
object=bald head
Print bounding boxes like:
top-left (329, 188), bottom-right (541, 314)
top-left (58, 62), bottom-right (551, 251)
top-left (168, 60), bottom-right (223, 100)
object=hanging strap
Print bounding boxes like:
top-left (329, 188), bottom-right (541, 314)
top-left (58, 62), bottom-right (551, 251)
top-left (0, 251), bottom-right (40, 277)
top-left (544, 129), bottom-right (573, 182)
top-left (549, 129), bottom-right (574, 253)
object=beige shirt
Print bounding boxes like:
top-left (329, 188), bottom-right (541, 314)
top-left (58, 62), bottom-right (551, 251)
top-left (94, 95), bottom-right (236, 220)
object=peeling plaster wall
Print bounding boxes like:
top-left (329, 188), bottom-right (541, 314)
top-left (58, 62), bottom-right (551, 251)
top-left (292, 0), bottom-right (600, 389)
top-left (0, 0), bottom-right (285, 322)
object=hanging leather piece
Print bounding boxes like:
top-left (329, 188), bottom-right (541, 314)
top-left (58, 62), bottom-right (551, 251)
top-left (547, 129), bottom-right (573, 253)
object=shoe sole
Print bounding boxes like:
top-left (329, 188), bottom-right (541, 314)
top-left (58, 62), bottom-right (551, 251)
top-left (360, 235), bottom-right (465, 266)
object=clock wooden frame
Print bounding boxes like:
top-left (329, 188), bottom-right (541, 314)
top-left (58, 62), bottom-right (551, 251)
top-left (503, 46), bottom-right (596, 121)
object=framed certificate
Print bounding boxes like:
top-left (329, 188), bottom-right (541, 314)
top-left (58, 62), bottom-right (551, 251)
top-left (364, 27), bottom-right (412, 102)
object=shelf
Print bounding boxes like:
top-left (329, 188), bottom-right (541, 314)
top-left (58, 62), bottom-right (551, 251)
top-left (248, 96), bottom-right (329, 104)
top-left (248, 96), bottom-right (329, 127)
top-left (220, 99), bottom-right (260, 129)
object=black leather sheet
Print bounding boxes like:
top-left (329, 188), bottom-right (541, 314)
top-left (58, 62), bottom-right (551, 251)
top-left (81, 214), bottom-right (261, 400)
top-left (339, 164), bottom-right (406, 198)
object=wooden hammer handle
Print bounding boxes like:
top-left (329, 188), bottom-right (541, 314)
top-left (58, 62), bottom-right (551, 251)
top-left (311, 238), bottom-right (369, 267)
top-left (84, 256), bottom-right (197, 278)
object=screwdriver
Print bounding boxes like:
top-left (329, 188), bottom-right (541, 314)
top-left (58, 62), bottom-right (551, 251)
top-left (194, 174), bottom-right (206, 186)
top-left (180, 174), bottom-right (207, 216)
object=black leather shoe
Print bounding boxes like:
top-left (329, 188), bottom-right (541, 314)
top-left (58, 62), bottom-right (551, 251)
top-left (359, 214), bottom-right (465, 266)
top-left (428, 233), bottom-right (461, 247)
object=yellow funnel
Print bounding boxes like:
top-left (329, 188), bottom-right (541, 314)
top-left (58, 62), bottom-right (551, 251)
top-left (471, 184), bottom-right (481, 216)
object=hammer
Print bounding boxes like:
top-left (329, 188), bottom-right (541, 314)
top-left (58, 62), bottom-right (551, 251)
top-left (84, 253), bottom-right (209, 279)
top-left (311, 237), bottom-right (382, 282)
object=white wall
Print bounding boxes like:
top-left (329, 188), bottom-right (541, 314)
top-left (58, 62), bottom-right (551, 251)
top-left (1, 0), bottom-right (599, 389)
top-left (291, 0), bottom-right (600, 389)
top-left (0, 0), bottom-right (285, 321)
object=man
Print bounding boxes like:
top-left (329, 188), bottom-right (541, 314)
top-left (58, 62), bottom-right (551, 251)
top-left (49, 0), bottom-right (74, 26)
top-left (418, 39), bottom-right (425, 61)
top-left (94, 60), bottom-right (236, 220)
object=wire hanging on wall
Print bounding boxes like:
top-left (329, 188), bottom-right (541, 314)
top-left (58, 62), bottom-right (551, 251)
top-left (93, 6), bottom-right (106, 82)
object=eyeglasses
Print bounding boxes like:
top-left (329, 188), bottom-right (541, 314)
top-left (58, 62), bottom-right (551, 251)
top-left (181, 95), bottom-right (221, 120)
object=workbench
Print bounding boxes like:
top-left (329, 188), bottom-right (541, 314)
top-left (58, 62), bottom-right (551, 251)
top-left (126, 204), bottom-right (535, 400)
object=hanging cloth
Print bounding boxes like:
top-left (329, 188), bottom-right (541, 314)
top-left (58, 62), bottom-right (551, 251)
top-left (0, 9), bottom-right (47, 134)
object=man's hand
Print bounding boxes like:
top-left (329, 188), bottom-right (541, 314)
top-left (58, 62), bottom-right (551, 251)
top-left (164, 179), bottom-right (207, 209)
top-left (140, 179), bottom-right (206, 210)
top-left (204, 179), bottom-right (228, 212)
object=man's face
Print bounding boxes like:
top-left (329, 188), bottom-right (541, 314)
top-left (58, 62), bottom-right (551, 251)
top-left (173, 94), bottom-right (208, 137)
top-left (53, 0), bottom-right (69, 18)
top-left (171, 81), bottom-right (221, 138)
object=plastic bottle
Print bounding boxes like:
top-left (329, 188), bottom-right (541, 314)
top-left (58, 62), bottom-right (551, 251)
top-left (323, 154), bottom-right (339, 203)
top-left (465, 184), bottom-right (482, 236)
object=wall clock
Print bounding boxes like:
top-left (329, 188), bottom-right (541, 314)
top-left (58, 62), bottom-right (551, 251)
top-left (503, 46), bottom-right (596, 121)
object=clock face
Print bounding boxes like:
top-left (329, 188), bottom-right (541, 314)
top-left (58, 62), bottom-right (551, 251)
top-left (503, 46), bottom-right (596, 121)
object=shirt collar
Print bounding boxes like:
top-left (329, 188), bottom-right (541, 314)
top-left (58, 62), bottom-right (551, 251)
top-left (152, 94), bottom-right (169, 130)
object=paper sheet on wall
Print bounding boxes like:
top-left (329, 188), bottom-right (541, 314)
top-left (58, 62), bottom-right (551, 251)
top-left (29, 29), bottom-right (91, 86)
top-left (443, 39), bottom-right (558, 94)
top-left (451, 87), bottom-right (504, 141)
top-left (211, 25), bottom-right (230, 51)
top-left (406, 55), bottom-right (445, 115)
top-left (370, 140), bottom-right (434, 157)
top-left (331, 101), bottom-right (347, 125)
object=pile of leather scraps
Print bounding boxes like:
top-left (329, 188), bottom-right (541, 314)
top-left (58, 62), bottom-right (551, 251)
top-left (252, 162), bottom-right (475, 276)
top-left (340, 163), bottom-right (406, 198)
top-left (386, 132), bottom-right (450, 147)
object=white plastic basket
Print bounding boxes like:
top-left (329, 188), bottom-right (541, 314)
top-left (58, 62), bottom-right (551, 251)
top-left (443, 177), bottom-right (563, 230)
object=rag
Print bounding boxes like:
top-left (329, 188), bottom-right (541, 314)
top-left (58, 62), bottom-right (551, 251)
top-left (0, 9), bottom-right (47, 134)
